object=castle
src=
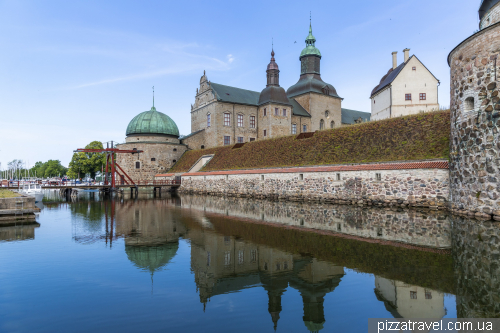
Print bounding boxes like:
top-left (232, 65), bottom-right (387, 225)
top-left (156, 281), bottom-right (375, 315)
top-left (117, 22), bottom-right (370, 181)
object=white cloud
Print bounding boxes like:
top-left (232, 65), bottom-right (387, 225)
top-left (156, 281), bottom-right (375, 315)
top-left (227, 54), bottom-right (234, 64)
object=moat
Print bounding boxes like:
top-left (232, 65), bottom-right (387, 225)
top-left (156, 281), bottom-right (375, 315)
top-left (1, 191), bottom-right (498, 332)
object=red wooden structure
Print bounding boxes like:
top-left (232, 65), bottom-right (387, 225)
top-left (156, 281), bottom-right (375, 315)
top-left (74, 141), bottom-right (143, 190)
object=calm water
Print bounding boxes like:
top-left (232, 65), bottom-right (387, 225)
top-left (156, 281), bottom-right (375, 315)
top-left (0, 190), bottom-right (498, 332)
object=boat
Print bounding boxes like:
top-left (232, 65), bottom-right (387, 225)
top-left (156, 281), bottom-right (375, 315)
top-left (20, 183), bottom-right (44, 203)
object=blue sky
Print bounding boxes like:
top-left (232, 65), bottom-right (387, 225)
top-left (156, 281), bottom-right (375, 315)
top-left (0, 0), bottom-right (480, 168)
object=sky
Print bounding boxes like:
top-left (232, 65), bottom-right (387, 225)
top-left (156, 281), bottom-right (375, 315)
top-left (0, 0), bottom-right (481, 169)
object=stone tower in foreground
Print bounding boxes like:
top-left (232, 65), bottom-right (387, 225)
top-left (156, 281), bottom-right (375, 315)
top-left (448, 0), bottom-right (500, 218)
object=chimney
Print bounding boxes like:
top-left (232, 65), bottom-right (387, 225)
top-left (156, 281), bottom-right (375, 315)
top-left (403, 48), bottom-right (410, 62)
top-left (392, 52), bottom-right (398, 70)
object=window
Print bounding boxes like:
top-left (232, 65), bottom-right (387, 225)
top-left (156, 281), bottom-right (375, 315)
top-left (412, 66), bottom-right (416, 71)
top-left (261, 175), bottom-right (264, 181)
top-left (325, 110), bottom-right (330, 118)
top-left (377, 227), bottom-right (383, 237)
top-left (151, 158), bottom-right (156, 162)
top-left (419, 93), bottom-right (426, 101)
top-left (283, 261), bottom-right (288, 270)
top-left (275, 108), bottom-right (279, 116)
top-left (303, 125), bottom-right (307, 132)
top-left (251, 250), bottom-right (257, 263)
top-left (224, 236), bottom-right (230, 245)
top-left (173, 160), bottom-right (176, 163)
top-left (263, 108), bottom-right (267, 116)
top-left (224, 136), bottom-right (231, 146)
top-left (207, 113), bottom-right (211, 127)
top-left (250, 116), bottom-right (256, 128)
top-left (135, 162), bottom-right (140, 169)
top-left (337, 223), bottom-right (341, 231)
top-left (299, 174), bottom-right (303, 180)
top-left (465, 97), bottom-right (475, 111)
top-left (237, 137), bottom-right (244, 143)
top-left (201, 145), bottom-right (205, 149)
top-left (264, 130), bottom-right (267, 137)
top-left (276, 263), bottom-right (281, 271)
top-left (410, 291), bottom-right (417, 299)
top-left (425, 291), bottom-right (432, 299)
top-left (405, 94), bottom-right (412, 101)
top-left (224, 113), bottom-right (231, 126)
top-left (224, 251), bottom-right (231, 266)
top-left (330, 121), bottom-right (335, 129)
top-left (173, 148), bottom-right (177, 152)
top-left (249, 138), bottom-right (255, 142)
top-left (336, 173), bottom-right (341, 181)
top-left (283, 109), bottom-right (287, 117)
top-left (376, 173), bottom-right (381, 181)
top-left (237, 114), bottom-right (243, 127)
top-left (320, 119), bottom-right (325, 129)
top-left (292, 123), bottom-right (297, 134)
top-left (238, 250), bottom-right (244, 264)
top-left (207, 251), bottom-right (211, 266)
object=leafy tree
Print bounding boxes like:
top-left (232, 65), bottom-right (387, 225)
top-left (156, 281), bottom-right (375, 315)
top-left (67, 141), bottom-right (106, 179)
top-left (30, 160), bottom-right (67, 178)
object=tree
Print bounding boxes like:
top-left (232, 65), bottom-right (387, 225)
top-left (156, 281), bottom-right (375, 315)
top-left (29, 160), bottom-right (67, 178)
top-left (67, 141), bottom-right (106, 179)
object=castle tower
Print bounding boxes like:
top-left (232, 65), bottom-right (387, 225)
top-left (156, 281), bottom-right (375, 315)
top-left (287, 21), bottom-right (342, 132)
top-left (258, 48), bottom-right (293, 139)
top-left (448, 0), bottom-right (500, 219)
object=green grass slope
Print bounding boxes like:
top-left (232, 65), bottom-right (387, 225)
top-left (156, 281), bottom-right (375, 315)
top-left (170, 110), bottom-right (450, 173)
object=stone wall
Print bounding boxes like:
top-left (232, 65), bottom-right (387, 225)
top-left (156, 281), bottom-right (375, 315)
top-left (294, 93), bottom-right (342, 131)
top-left (179, 162), bottom-right (449, 209)
top-left (116, 141), bottom-right (187, 181)
top-left (448, 21), bottom-right (500, 220)
top-left (453, 216), bottom-right (500, 317)
top-left (258, 103), bottom-right (291, 139)
top-left (179, 194), bottom-right (451, 249)
top-left (181, 130), bottom-right (206, 150)
top-left (480, 2), bottom-right (500, 30)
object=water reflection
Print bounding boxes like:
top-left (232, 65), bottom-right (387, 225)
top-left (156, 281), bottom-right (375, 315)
top-left (53, 192), bottom-right (500, 323)
top-left (0, 222), bottom-right (40, 242)
top-left (453, 217), bottom-right (500, 318)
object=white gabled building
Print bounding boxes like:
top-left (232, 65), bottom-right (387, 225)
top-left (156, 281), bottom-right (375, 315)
top-left (370, 49), bottom-right (440, 121)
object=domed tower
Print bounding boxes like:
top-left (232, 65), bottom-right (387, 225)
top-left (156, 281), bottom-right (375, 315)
top-left (287, 21), bottom-right (342, 132)
top-left (258, 48), bottom-right (292, 139)
top-left (116, 103), bottom-right (187, 182)
top-left (448, 0), bottom-right (500, 219)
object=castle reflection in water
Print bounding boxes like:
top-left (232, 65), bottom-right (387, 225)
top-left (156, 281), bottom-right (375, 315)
top-left (30, 191), bottom-right (499, 329)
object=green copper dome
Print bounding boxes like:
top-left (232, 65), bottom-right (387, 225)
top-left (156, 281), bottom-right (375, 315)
top-left (300, 24), bottom-right (322, 59)
top-left (125, 243), bottom-right (179, 273)
top-left (126, 106), bottom-right (179, 137)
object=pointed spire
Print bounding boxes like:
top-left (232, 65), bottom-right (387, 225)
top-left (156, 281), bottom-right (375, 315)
top-left (153, 86), bottom-right (154, 107)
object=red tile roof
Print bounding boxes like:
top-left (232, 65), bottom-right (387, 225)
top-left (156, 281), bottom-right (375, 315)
top-left (155, 173), bottom-right (175, 177)
top-left (184, 160), bottom-right (449, 177)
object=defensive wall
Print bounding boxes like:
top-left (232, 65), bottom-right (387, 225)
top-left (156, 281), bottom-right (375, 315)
top-left (161, 108), bottom-right (497, 220)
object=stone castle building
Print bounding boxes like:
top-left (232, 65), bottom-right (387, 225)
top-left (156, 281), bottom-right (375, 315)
top-left (448, 0), bottom-right (500, 216)
top-left (370, 49), bottom-right (440, 121)
top-left (117, 22), bottom-right (370, 181)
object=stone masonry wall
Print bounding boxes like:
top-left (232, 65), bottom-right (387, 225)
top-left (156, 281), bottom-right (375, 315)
top-left (179, 163), bottom-right (449, 209)
top-left (480, 2), bottom-right (500, 30)
top-left (449, 22), bottom-right (500, 220)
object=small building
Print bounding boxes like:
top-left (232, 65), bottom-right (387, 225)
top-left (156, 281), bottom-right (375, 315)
top-left (370, 49), bottom-right (440, 121)
top-left (115, 106), bottom-right (187, 182)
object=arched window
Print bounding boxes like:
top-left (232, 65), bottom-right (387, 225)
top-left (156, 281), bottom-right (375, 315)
top-left (135, 162), bottom-right (140, 169)
top-left (330, 121), bottom-right (335, 128)
top-left (201, 145), bottom-right (205, 149)
top-left (465, 97), bottom-right (475, 112)
top-left (325, 110), bottom-right (329, 118)
top-left (320, 119), bottom-right (325, 130)
top-left (207, 113), bottom-right (211, 127)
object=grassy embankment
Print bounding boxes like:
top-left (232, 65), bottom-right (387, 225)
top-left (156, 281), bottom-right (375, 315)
top-left (170, 110), bottom-right (450, 173)
top-left (0, 189), bottom-right (20, 198)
